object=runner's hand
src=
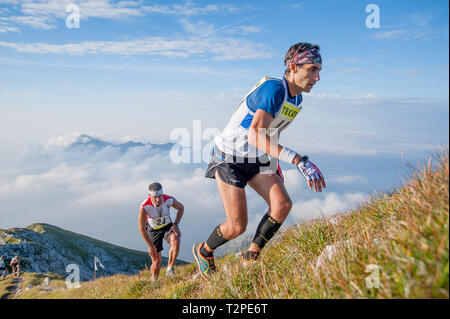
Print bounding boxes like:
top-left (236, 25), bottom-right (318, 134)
top-left (297, 160), bottom-right (326, 192)
top-left (170, 224), bottom-right (181, 237)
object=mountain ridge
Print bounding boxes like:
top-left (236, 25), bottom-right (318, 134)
top-left (0, 222), bottom-right (187, 282)
top-left (67, 134), bottom-right (176, 153)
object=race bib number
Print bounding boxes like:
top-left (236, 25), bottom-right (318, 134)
top-left (267, 102), bottom-right (301, 136)
top-left (150, 216), bottom-right (171, 230)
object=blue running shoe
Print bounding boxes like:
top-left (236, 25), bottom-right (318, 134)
top-left (192, 243), bottom-right (216, 278)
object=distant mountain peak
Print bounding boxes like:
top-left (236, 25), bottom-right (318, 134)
top-left (66, 134), bottom-right (175, 153)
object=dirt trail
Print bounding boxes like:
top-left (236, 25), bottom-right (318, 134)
top-left (1, 277), bottom-right (23, 299)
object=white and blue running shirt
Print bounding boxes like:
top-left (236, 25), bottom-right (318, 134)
top-left (214, 76), bottom-right (303, 158)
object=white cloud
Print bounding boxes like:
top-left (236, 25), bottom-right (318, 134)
top-left (373, 29), bottom-right (434, 41)
top-left (408, 13), bottom-right (433, 28)
top-left (284, 2), bottom-right (304, 9)
top-left (179, 19), bottom-right (216, 36)
top-left (0, 21), bottom-right (19, 33)
top-left (290, 192), bottom-right (368, 221)
top-left (0, 0), bottom-right (20, 4)
top-left (0, 36), bottom-right (271, 60)
top-left (142, 2), bottom-right (238, 16)
top-left (43, 132), bottom-right (83, 150)
top-left (327, 175), bottom-right (368, 184)
top-left (0, 163), bottom-right (91, 194)
top-left (12, 0), bottom-right (234, 19)
top-left (0, 0), bottom-right (240, 33)
top-left (373, 30), bottom-right (406, 39)
top-left (0, 15), bottom-right (55, 29)
top-left (223, 25), bottom-right (263, 35)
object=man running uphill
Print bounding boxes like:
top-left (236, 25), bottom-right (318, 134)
top-left (139, 182), bottom-right (184, 280)
top-left (193, 42), bottom-right (326, 278)
top-left (10, 256), bottom-right (23, 277)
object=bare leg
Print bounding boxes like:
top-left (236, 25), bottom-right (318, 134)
top-left (247, 172), bottom-right (292, 253)
top-left (204, 170), bottom-right (248, 252)
top-left (167, 233), bottom-right (180, 268)
top-left (150, 252), bottom-right (162, 280)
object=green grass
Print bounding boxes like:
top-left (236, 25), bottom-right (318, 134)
top-left (0, 276), bottom-right (16, 299)
top-left (11, 149), bottom-right (450, 299)
top-left (4, 272), bottom-right (69, 299)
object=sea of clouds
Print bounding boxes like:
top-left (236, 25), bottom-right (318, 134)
top-left (0, 132), bottom-right (434, 261)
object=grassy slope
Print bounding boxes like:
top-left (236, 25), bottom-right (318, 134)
top-left (0, 277), bottom-right (16, 299)
top-left (15, 150), bottom-right (449, 299)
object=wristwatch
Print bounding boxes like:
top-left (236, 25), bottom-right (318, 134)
top-left (299, 155), bottom-right (309, 164)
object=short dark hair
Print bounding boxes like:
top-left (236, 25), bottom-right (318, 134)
top-left (148, 182), bottom-right (162, 192)
top-left (284, 42), bottom-right (320, 74)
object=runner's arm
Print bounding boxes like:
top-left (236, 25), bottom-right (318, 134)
top-left (248, 109), bottom-right (303, 165)
top-left (170, 199), bottom-right (184, 237)
top-left (171, 199), bottom-right (184, 225)
top-left (249, 109), bottom-right (326, 192)
top-left (138, 207), bottom-right (157, 250)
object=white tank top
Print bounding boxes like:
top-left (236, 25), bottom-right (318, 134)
top-left (214, 76), bottom-right (302, 158)
top-left (141, 194), bottom-right (174, 230)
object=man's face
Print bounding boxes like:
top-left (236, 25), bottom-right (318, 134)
top-left (151, 194), bottom-right (163, 207)
top-left (293, 63), bottom-right (321, 93)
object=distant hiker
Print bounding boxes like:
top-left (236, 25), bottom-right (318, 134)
top-left (193, 42), bottom-right (326, 277)
top-left (0, 256), bottom-right (7, 277)
top-left (139, 182), bottom-right (184, 280)
top-left (10, 256), bottom-right (23, 277)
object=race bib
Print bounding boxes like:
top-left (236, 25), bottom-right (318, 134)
top-left (267, 102), bottom-right (302, 136)
top-left (149, 216), bottom-right (171, 230)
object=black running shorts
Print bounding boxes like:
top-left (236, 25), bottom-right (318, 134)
top-left (146, 222), bottom-right (173, 253)
top-left (205, 147), bottom-right (279, 188)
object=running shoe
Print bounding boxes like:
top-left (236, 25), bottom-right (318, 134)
top-left (166, 266), bottom-right (175, 277)
top-left (241, 250), bottom-right (260, 267)
top-left (192, 243), bottom-right (216, 278)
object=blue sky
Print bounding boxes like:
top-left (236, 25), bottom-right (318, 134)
top-left (0, 1), bottom-right (448, 261)
top-left (0, 1), bottom-right (448, 146)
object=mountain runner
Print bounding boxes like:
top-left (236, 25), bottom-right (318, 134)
top-left (0, 256), bottom-right (7, 278)
top-left (10, 256), bottom-right (22, 277)
top-left (139, 182), bottom-right (184, 280)
top-left (193, 42), bottom-right (326, 277)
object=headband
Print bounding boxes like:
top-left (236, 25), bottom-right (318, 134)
top-left (286, 48), bottom-right (322, 67)
top-left (149, 189), bottom-right (163, 196)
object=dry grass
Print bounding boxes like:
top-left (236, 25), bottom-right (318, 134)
top-left (17, 149), bottom-right (449, 299)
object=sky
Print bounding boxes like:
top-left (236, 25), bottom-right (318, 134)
top-left (0, 0), bottom-right (448, 262)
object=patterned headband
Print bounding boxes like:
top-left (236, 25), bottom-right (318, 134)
top-left (286, 48), bottom-right (322, 67)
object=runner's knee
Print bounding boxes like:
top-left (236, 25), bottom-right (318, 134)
top-left (227, 222), bottom-right (246, 238)
top-left (272, 198), bottom-right (292, 215)
top-left (151, 255), bottom-right (161, 265)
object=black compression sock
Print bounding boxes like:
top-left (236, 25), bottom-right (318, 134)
top-left (252, 213), bottom-right (282, 249)
top-left (206, 225), bottom-right (229, 250)
top-left (200, 244), bottom-right (214, 258)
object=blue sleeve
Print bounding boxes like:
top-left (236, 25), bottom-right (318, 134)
top-left (246, 80), bottom-right (285, 117)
